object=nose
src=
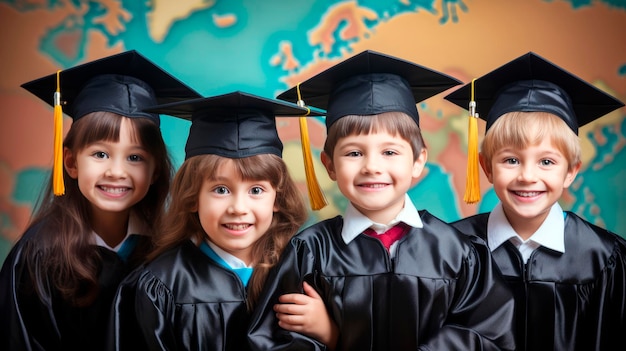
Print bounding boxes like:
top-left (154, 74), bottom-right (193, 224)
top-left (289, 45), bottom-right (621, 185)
top-left (228, 193), bottom-right (249, 215)
top-left (517, 163), bottom-right (537, 183)
top-left (361, 155), bottom-right (381, 175)
top-left (105, 158), bottom-right (127, 178)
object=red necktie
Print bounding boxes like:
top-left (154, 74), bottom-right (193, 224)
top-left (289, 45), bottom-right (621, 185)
top-left (363, 223), bottom-right (410, 251)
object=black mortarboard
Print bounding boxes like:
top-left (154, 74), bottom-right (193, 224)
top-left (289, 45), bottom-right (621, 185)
top-left (21, 50), bottom-right (201, 125)
top-left (443, 51), bottom-right (624, 205)
top-left (147, 91), bottom-right (328, 210)
top-left (145, 91), bottom-right (323, 160)
top-left (277, 50), bottom-right (461, 128)
top-left (444, 51), bottom-right (624, 135)
top-left (20, 50), bottom-right (201, 197)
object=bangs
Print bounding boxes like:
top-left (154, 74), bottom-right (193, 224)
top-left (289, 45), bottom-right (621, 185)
top-left (202, 154), bottom-right (285, 187)
top-left (482, 111), bottom-right (581, 167)
top-left (329, 112), bottom-right (415, 138)
top-left (69, 112), bottom-right (122, 149)
top-left (66, 112), bottom-right (161, 153)
top-left (324, 112), bottom-right (424, 159)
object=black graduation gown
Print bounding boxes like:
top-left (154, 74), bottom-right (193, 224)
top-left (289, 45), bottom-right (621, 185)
top-left (452, 212), bottom-right (626, 351)
top-left (109, 240), bottom-right (251, 351)
top-left (248, 211), bottom-right (516, 351)
top-left (0, 222), bottom-right (151, 351)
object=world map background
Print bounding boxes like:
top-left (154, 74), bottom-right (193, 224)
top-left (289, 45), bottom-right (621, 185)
top-left (1, 0), bottom-right (625, 264)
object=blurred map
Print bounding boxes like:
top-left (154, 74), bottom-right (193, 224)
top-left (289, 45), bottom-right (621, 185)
top-left (1, 0), bottom-right (625, 263)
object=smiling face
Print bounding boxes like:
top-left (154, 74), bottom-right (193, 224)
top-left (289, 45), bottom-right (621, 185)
top-left (322, 129), bottom-right (426, 224)
top-left (64, 117), bottom-right (157, 219)
top-left (479, 111), bottom-right (581, 238)
top-left (481, 138), bottom-right (579, 237)
top-left (196, 158), bottom-right (277, 265)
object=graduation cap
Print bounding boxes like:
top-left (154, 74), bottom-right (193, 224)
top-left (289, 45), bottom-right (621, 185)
top-left (21, 50), bottom-right (201, 123)
top-left (146, 91), bottom-right (329, 210)
top-left (277, 50), bottom-right (462, 128)
top-left (20, 50), bottom-right (202, 196)
top-left (444, 51), bottom-right (624, 204)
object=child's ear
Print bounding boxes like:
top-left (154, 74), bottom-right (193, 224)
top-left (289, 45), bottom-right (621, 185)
top-left (563, 161), bottom-right (581, 188)
top-left (321, 152), bottom-right (336, 181)
top-left (63, 147), bottom-right (78, 179)
top-left (478, 153), bottom-right (493, 184)
top-left (411, 148), bottom-right (428, 179)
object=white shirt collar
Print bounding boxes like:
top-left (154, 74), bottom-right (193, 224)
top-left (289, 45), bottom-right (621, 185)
top-left (92, 211), bottom-right (145, 252)
top-left (206, 240), bottom-right (252, 269)
top-left (341, 194), bottom-right (423, 244)
top-left (487, 202), bottom-right (565, 254)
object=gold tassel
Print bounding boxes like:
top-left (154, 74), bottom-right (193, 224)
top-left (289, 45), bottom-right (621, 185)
top-left (297, 83), bottom-right (327, 210)
top-left (464, 78), bottom-right (480, 204)
top-left (53, 70), bottom-right (65, 196)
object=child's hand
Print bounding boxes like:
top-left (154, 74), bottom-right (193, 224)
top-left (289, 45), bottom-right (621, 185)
top-left (274, 281), bottom-right (338, 350)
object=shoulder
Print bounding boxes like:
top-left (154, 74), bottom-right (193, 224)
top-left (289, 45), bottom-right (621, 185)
top-left (414, 210), bottom-right (493, 257)
top-left (141, 242), bottom-right (201, 277)
top-left (1, 222), bottom-right (50, 268)
top-left (133, 242), bottom-right (245, 302)
top-left (418, 210), bottom-right (472, 239)
top-left (450, 213), bottom-right (490, 240)
top-left (282, 216), bottom-right (345, 253)
top-left (565, 212), bottom-right (626, 255)
top-left (12, 221), bottom-right (49, 246)
top-left (295, 215), bottom-right (344, 238)
top-left (139, 241), bottom-right (236, 286)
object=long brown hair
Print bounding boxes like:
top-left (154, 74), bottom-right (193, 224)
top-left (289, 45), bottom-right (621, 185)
top-left (151, 153), bottom-right (307, 310)
top-left (23, 112), bottom-right (173, 306)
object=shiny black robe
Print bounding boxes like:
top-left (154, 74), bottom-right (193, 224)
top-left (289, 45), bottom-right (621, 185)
top-left (248, 212), bottom-right (516, 350)
top-left (452, 212), bottom-right (626, 351)
top-left (109, 240), bottom-right (251, 351)
top-left (0, 222), bottom-right (151, 351)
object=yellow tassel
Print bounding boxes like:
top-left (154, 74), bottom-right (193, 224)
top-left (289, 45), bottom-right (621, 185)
top-left (53, 70), bottom-right (65, 196)
top-left (296, 83), bottom-right (327, 210)
top-left (464, 79), bottom-right (480, 204)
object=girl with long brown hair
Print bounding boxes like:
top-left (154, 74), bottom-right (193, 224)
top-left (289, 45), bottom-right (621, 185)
top-left (110, 91), bottom-right (335, 351)
top-left (0, 51), bottom-right (200, 351)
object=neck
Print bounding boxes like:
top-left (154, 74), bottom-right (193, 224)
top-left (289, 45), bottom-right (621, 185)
top-left (90, 209), bottom-right (130, 247)
top-left (504, 211), bottom-right (547, 241)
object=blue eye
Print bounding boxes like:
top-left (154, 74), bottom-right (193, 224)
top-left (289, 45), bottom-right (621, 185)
top-left (250, 186), bottom-right (264, 195)
top-left (213, 186), bottom-right (230, 195)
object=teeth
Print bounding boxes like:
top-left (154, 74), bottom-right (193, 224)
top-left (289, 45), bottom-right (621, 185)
top-left (362, 183), bottom-right (386, 188)
top-left (515, 191), bottom-right (540, 197)
top-left (100, 186), bottom-right (128, 194)
top-left (225, 224), bottom-right (250, 231)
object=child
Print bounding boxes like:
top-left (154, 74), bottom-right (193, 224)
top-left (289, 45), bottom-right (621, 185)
top-left (445, 52), bottom-right (626, 350)
top-left (0, 51), bottom-right (200, 351)
top-left (247, 50), bottom-right (516, 350)
top-left (109, 91), bottom-right (336, 350)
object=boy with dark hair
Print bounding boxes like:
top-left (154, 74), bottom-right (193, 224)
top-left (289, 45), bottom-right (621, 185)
top-left (248, 50), bottom-right (515, 351)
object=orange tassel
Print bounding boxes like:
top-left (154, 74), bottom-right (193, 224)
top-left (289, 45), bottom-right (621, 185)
top-left (53, 70), bottom-right (65, 196)
top-left (464, 79), bottom-right (480, 204)
top-left (297, 83), bottom-right (327, 210)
